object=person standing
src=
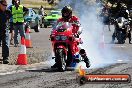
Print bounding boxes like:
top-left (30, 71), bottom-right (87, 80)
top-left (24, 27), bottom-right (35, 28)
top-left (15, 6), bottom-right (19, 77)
top-left (8, 0), bottom-right (14, 45)
top-left (39, 5), bottom-right (45, 16)
top-left (0, 0), bottom-right (11, 64)
top-left (8, 0), bottom-right (28, 47)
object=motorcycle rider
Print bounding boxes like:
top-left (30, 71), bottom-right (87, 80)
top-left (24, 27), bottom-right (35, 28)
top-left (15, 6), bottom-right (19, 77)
top-left (112, 4), bottom-right (132, 44)
top-left (116, 4), bottom-right (129, 19)
top-left (51, 6), bottom-right (90, 68)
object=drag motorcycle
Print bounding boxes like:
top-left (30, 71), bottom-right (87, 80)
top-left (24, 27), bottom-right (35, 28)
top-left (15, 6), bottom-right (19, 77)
top-left (114, 17), bottom-right (130, 44)
top-left (50, 22), bottom-right (83, 71)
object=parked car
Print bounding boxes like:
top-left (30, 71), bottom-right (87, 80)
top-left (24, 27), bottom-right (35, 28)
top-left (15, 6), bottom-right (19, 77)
top-left (24, 8), bottom-right (42, 32)
top-left (44, 10), bottom-right (61, 28)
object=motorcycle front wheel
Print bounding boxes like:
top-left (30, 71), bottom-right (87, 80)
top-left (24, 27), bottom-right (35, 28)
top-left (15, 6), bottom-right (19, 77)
top-left (117, 32), bottom-right (126, 44)
top-left (55, 48), bottom-right (67, 72)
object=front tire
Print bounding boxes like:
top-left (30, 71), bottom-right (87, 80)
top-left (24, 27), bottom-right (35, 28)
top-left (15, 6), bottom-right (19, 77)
top-left (117, 32), bottom-right (125, 44)
top-left (55, 49), bottom-right (66, 72)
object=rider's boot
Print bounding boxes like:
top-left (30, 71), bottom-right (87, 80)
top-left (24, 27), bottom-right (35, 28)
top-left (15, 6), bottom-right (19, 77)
top-left (51, 62), bottom-right (58, 68)
top-left (129, 39), bottom-right (132, 44)
top-left (79, 49), bottom-right (90, 68)
top-left (84, 56), bottom-right (90, 68)
top-left (128, 32), bottom-right (132, 44)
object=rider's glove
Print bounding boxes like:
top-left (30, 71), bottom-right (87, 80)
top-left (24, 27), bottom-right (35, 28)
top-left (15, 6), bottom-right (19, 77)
top-left (72, 21), bottom-right (81, 26)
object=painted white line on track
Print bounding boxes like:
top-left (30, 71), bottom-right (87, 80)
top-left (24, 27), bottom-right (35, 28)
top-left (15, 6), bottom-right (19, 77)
top-left (114, 46), bottom-right (126, 48)
top-left (0, 70), bottom-right (25, 76)
top-left (0, 59), bottom-right (54, 76)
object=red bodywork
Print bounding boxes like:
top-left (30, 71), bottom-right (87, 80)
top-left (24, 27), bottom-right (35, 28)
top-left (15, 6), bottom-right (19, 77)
top-left (57, 16), bottom-right (80, 35)
top-left (50, 22), bottom-right (81, 65)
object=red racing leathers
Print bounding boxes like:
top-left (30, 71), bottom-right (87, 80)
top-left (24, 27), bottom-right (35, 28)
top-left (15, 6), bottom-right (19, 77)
top-left (57, 16), bottom-right (80, 36)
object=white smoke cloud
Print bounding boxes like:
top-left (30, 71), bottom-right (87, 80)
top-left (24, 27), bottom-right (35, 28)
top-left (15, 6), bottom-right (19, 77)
top-left (79, 9), bottom-right (115, 68)
top-left (57, 0), bottom-right (119, 69)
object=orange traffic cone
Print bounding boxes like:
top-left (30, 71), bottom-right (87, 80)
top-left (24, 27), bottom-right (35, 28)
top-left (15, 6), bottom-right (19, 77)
top-left (25, 28), bottom-right (33, 48)
top-left (28, 27), bottom-right (31, 33)
top-left (17, 37), bottom-right (28, 65)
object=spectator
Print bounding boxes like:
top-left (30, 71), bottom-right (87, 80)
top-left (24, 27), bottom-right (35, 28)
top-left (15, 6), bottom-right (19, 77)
top-left (39, 5), bottom-right (45, 16)
top-left (8, 0), bottom-right (28, 47)
top-left (8, 0), bottom-right (15, 45)
top-left (0, 0), bottom-right (11, 64)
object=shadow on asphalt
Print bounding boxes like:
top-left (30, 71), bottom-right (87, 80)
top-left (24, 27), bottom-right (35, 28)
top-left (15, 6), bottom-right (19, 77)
top-left (26, 67), bottom-right (74, 73)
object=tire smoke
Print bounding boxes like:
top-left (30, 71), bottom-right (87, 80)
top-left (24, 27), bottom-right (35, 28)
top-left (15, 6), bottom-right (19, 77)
top-left (57, 0), bottom-right (118, 69)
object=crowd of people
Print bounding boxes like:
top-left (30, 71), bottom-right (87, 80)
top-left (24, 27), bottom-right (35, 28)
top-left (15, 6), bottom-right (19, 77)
top-left (100, 1), bottom-right (132, 44)
top-left (0, 0), bottom-right (28, 64)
